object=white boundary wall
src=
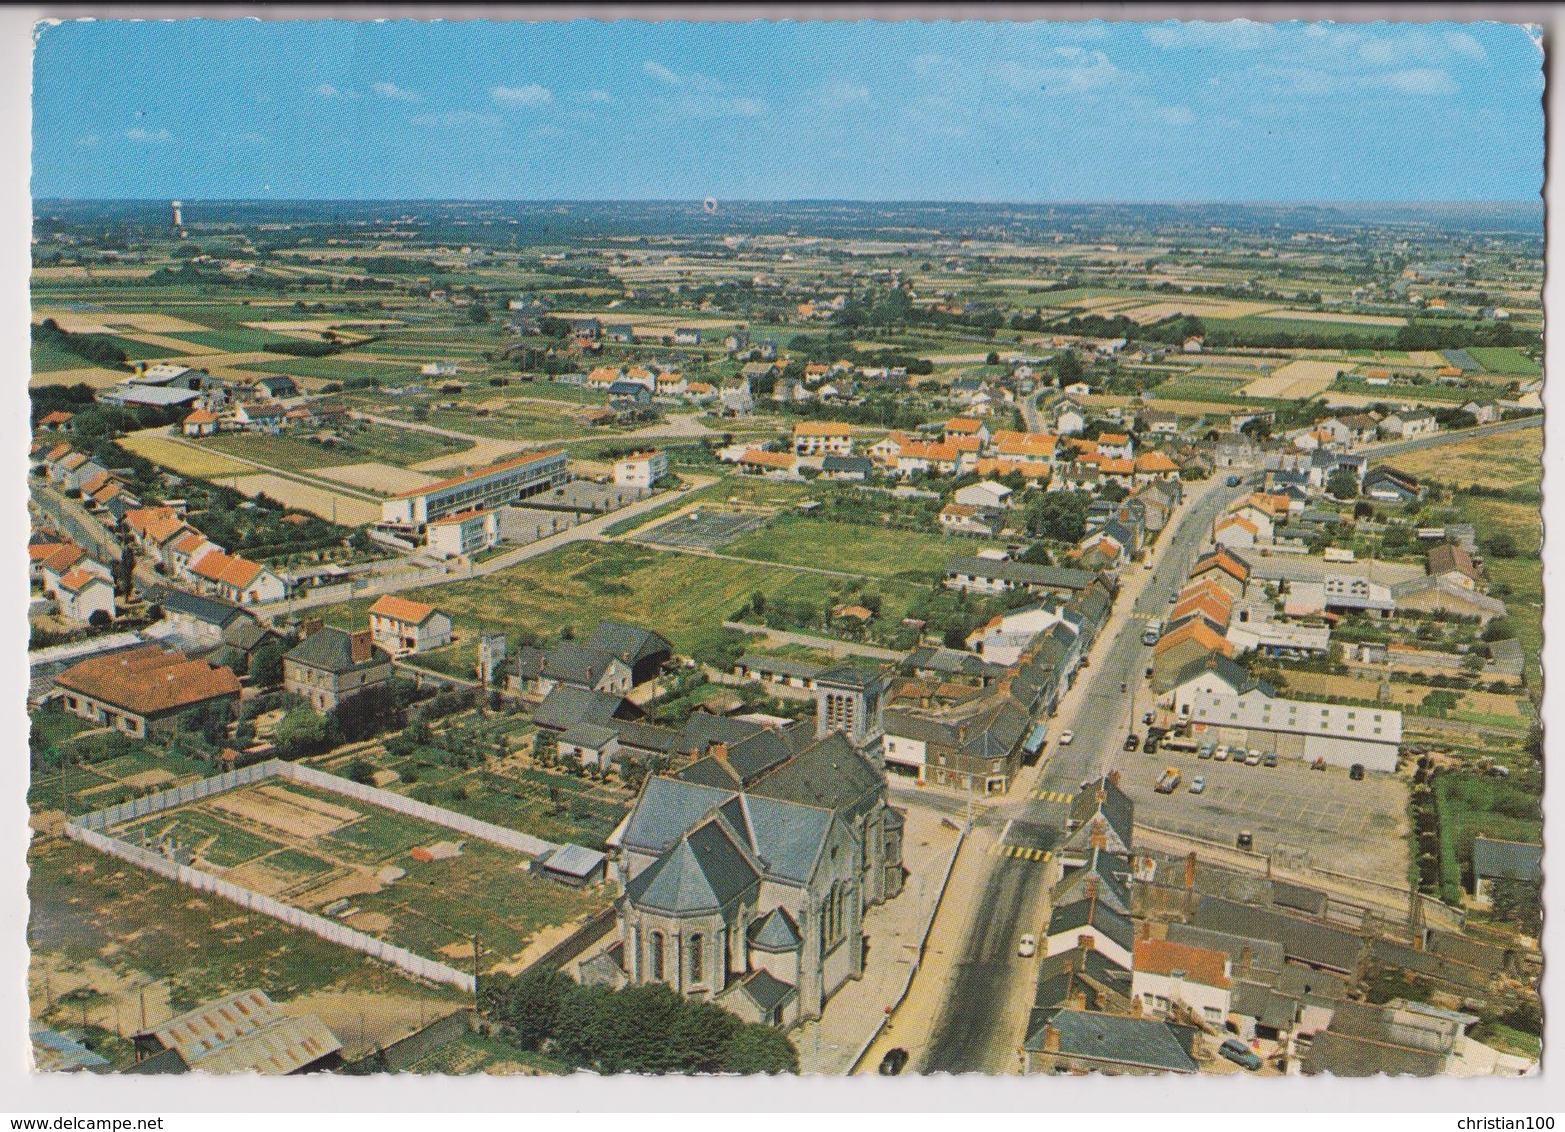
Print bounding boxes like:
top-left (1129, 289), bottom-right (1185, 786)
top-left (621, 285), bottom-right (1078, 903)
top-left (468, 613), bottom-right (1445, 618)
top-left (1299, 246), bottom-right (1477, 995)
top-left (65, 759), bottom-right (572, 993)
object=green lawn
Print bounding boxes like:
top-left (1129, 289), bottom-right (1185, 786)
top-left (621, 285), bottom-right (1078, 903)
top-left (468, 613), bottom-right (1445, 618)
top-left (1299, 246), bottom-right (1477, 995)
top-left (725, 512), bottom-right (1004, 580)
top-left (235, 355), bottom-right (400, 382)
top-left (1150, 374), bottom-right (1251, 403)
top-left (164, 327), bottom-right (283, 353)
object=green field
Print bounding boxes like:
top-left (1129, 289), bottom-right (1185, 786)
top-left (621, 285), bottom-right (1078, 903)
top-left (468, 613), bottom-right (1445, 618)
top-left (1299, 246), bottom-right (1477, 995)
top-left (315, 539), bottom-right (926, 659)
top-left (235, 355), bottom-right (404, 382)
top-left (165, 327), bottom-right (283, 353)
top-left (725, 512), bottom-right (1003, 579)
top-left (1207, 315), bottom-right (1401, 344)
top-left (200, 424), bottom-right (469, 471)
top-left (1467, 346), bottom-right (1541, 376)
top-left (1330, 378), bottom-right (1474, 402)
top-left (30, 340), bottom-right (94, 373)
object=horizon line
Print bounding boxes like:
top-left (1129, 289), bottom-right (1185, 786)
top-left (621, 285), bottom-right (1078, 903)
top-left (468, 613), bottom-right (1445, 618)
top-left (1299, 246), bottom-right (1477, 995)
top-left (33, 196), bottom-right (1543, 207)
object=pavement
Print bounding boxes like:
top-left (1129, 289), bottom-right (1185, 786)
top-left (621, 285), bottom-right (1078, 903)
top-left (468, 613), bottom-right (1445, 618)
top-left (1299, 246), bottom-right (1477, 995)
top-left (794, 807), bottom-right (963, 1074)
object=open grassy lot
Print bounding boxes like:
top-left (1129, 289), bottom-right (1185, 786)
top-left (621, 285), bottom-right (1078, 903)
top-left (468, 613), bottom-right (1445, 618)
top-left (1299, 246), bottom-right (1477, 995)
top-left (1383, 427), bottom-right (1542, 491)
top-left (1434, 771), bottom-right (1542, 902)
top-left (234, 355), bottom-right (395, 382)
top-left (1149, 374), bottom-right (1251, 403)
top-left (316, 539), bottom-right (926, 658)
top-left (724, 512), bottom-right (1003, 580)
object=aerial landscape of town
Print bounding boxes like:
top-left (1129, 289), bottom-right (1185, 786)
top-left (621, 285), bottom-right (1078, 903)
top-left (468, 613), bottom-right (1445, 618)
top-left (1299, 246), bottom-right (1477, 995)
top-left (20, 17), bottom-right (1546, 1086)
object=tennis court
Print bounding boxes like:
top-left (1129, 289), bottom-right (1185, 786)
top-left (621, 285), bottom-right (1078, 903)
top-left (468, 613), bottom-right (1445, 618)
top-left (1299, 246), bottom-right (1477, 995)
top-left (638, 508), bottom-right (770, 550)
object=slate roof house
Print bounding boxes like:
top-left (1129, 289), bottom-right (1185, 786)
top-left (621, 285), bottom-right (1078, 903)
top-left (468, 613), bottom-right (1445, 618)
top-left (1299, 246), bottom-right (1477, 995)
top-left (1023, 1008), bottom-right (1200, 1076)
top-left (1471, 838), bottom-right (1542, 910)
top-left (283, 625), bottom-right (394, 713)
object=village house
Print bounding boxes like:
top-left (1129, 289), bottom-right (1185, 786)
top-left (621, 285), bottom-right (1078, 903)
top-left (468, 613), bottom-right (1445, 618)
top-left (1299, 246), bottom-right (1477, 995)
top-left (613, 450), bottom-right (669, 489)
top-left (1131, 938), bottom-right (1234, 1027)
top-left (283, 624), bottom-right (395, 713)
top-left (424, 508), bottom-right (501, 559)
top-left (52, 644), bottom-right (241, 739)
top-left (368, 595), bottom-right (454, 656)
top-left (792, 421), bottom-right (854, 457)
top-left (190, 550), bottom-right (287, 606)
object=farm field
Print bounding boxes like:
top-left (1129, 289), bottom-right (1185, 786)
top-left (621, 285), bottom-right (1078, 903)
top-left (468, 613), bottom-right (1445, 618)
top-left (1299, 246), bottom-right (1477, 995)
top-left (723, 513), bottom-right (1004, 579)
top-left (1467, 346), bottom-right (1542, 376)
top-left (1149, 374), bottom-right (1250, 403)
top-left (1239, 358), bottom-right (1343, 399)
top-left (1256, 309), bottom-right (1406, 327)
top-left (312, 462), bottom-right (437, 495)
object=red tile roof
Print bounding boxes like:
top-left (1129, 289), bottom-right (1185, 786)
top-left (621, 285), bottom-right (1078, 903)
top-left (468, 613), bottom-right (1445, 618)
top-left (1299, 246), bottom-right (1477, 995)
top-left (55, 645), bottom-right (240, 718)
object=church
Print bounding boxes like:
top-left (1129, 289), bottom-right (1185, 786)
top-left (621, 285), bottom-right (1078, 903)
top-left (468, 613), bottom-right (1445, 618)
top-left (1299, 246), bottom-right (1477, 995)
top-left (602, 666), bottom-right (905, 1027)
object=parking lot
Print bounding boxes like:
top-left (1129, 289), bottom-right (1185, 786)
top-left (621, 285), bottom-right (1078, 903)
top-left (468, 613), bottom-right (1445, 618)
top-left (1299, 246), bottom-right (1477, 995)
top-left (1118, 747), bottom-right (1410, 884)
top-left (639, 507), bottom-right (769, 550)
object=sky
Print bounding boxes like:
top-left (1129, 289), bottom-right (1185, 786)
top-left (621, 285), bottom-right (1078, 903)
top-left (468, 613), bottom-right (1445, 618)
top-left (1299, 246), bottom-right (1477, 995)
top-left (31, 18), bottom-right (1544, 202)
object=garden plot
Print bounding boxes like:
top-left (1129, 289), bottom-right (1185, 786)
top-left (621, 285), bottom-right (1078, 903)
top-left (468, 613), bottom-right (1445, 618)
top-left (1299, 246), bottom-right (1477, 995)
top-left (1116, 298), bottom-right (1279, 323)
top-left (312, 462), bottom-right (438, 496)
top-left (639, 508), bottom-right (770, 550)
top-left (1257, 309), bottom-right (1407, 327)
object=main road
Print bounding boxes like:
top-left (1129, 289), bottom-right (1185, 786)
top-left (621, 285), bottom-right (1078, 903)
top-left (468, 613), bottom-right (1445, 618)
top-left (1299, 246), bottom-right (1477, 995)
top-left (916, 412), bottom-right (1540, 1072)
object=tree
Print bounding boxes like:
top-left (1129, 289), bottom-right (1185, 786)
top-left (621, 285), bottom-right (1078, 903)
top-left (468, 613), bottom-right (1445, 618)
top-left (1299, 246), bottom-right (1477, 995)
top-left (722, 1023), bottom-right (800, 1074)
top-left (468, 303), bottom-right (490, 324)
top-left (276, 708), bottom-right (334, 756)
top-left (1489, 876), bottom-right (1542, 936)
top-left (87, 609), bottom-right (113, 629)
top-left (347, 757), bottom-right (377, 785)
top-left (481, 969), bottom-right (567, 1051)
top-left (115, 543), bottom-right (137, 597)
top-left (1326, 468), bottom-right (1359, 500)
top-left (1485, 532), bottom-right (1518, 559)
top-left (250, 643), bottom-right (285, 688)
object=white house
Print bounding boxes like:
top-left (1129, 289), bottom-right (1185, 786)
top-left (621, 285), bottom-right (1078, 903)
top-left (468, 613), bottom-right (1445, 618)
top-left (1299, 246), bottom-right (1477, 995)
top-left (368, 595), bottom-right (454, 656)
top-left (1131, 939), bottom-right (1233, 1027)
top-left (793, 422), bottom-right (855, 456)
top-left (613, 450), bottom-right (669, 489)
top-left (953, 481), bottom-right (1013, 512)
top-left (54, 567), bottom-right (116, 625)
top-left (1378, 412), bottom-right (1439, 440)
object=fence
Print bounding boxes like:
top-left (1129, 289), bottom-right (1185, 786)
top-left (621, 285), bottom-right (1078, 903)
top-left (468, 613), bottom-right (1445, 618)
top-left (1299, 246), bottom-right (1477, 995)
top-left (363, 1008), bottom-right (476, 1072)
top-left (65, 759), bottom-right (577, 994)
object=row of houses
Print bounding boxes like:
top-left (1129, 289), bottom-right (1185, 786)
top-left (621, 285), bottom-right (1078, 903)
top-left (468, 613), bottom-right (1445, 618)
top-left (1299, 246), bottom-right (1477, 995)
top-left (122, 505), bottom-right (288, 606)
top-left (30, 535), bottom-right (117, 625)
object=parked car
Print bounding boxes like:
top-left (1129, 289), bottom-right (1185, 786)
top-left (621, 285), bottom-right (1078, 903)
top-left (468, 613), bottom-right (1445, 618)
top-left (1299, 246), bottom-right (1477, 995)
top-left (878, 1048), bottom-right (910, 1076)
top-left (1225, 475), bottom-right (1243, 487)
top-left (1155, 767), bottom-right (1182, 794)
top-left (1142, 735), bottom-right (1159, 754)
top-left (1058, 730), bottom-right (1074, 746)
top-left (1262, 752), bottom-right (1279, 768)
top-left (1189, 776), bottom-right (1207, 795)
top-left (1017, 934), bottom-right (1038, 958)
top-left (1213, 745), bottom-right (1230, 762)
top-left (1244, 749), bottom-right (1262, 767)
top-left (1143, 711), bottom-right (1156, 725)
top-left (1236, 830), bottom-right (1254, 851)
top-left (1219, 1038), bottom-right (1263, 1071)
top-left (1349, 763), bottom-right (1365, 781)
top-left (1124, 734), bottom-right (1141, 752)
top-left (1198, 743), bottom-right (1216, 760)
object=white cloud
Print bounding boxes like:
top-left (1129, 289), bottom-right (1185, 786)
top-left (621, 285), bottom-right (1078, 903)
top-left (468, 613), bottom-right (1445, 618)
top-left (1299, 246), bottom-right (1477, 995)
top-left (125, 127), bottom-right (171, 143)
top-left (1144, 20), bottom-right (1277, 51)
top-left (1152, 104), bottom-right (1196, 126)
top-left (1371, 67), bottom-right (1458, 95)
top-left (371, 81), bottom-right (420, 103)
top-left (1443, 30), bottom-right (1489, 61)
top-left (993, 48), bottom-right (1124, 97)
top-left (643, 60), bottom-right (682, 85)
top-left (816, 78), bottom-right (870, 107)
top-left (409, 110), bottom-right (501, 128)
top-left (491, 83), bottom-right (552, 107)
top-left (316, 83), bottom-right (339, 98)
top-left (576, 89), bottom-right (613, 104)
top-left (76, 134), bottom-right (99, 147)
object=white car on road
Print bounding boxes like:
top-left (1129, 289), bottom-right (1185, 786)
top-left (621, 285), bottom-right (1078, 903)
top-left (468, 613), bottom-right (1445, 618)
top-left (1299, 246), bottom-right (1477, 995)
top-left (1017, 934), bottom-right (1038, 958)
top-left (1058, 730), bottom-right (1074, 746)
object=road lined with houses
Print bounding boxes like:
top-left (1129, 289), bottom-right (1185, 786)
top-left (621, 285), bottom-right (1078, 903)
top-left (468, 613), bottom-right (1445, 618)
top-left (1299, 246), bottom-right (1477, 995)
top-left (906, 411), bottom-right (1541, 1073)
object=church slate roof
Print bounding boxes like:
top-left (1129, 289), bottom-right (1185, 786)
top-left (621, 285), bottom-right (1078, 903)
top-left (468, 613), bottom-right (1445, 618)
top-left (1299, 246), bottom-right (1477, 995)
top-left (730, 968), bottom-right (797, 1015)
top-left (749, 733), bottom-right (881, 813)
top-left (533, 686), bottom-right (639, 731)
top-left (619, 777), bottom-right (735, 856)
top-left (623, 818), bottom-right (760, 915)
top-left (748, 907), bottom-right (803, 952)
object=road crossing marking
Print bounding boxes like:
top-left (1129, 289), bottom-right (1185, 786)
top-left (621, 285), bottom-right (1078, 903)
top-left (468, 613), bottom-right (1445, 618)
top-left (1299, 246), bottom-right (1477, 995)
top-left (1031, 789), bottom-right (1074, 804)
top-left (988, 844), bottom-right (1052, 862)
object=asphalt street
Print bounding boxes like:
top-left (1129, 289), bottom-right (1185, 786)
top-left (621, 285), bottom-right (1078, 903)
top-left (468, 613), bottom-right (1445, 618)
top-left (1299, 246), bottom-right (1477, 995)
top-left (921, 470), bottom-right (1248, 1072)
top-left (916, 413), bottom-right (1541, 1073)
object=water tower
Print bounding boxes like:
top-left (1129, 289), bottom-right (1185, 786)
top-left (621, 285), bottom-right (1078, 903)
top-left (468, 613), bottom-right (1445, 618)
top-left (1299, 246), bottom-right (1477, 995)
top-left (170, 200), bottom-right (184, 234)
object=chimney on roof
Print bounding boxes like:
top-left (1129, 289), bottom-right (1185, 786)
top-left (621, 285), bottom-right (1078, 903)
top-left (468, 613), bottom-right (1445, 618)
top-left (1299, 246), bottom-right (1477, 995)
top-left (302, 618), bottom-right (323, 639)
top-left (1184, 852), bottom-right (1197, 891)
top-left (1042, 1024), bottom-right (1060, 1053)
top-left (350, 629), bottom-right (372, 664)
top-left (1106, 768), bottom-right (1121, 788)
top-left (1068, 988), bottom-right (1088, 1012)
top-left (1141, 919), bottom-right (1152, 941)
top-left (1077, 932), bottom-right (1092, 954)
top-left (710, 741), bottom-right (729, 764)
top-left (1090, 820), bottom-right (1107, 851)
top-left (1239, 945), bottom-right (1253, 971)
top-left (1131, 995), bottom-right (1144, 1017)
